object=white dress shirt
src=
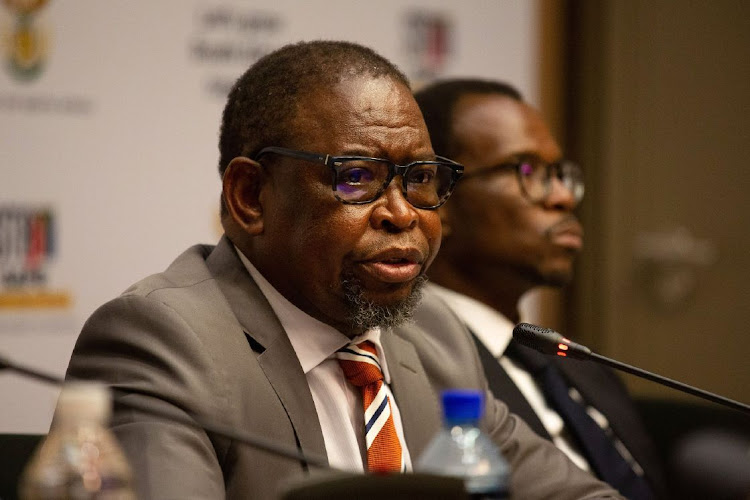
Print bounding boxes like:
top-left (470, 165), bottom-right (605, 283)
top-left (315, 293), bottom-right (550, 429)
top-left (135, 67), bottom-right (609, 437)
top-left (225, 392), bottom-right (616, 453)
top-left (237, 250), bottom-right (412, 472)
top-left (428, 283), bottom-right (593, 471)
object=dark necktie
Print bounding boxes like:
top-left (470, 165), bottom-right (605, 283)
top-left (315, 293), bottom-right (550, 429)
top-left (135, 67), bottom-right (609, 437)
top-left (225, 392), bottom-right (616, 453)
top-left (506, 341), bottom-right (655, 500)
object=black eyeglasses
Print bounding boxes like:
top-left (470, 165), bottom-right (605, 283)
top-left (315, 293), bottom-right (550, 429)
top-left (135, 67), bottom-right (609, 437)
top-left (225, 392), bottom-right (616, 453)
top-left (461, 158), bottom-right (584, 205)
top-left (254, 146), bottom-right (464, 209)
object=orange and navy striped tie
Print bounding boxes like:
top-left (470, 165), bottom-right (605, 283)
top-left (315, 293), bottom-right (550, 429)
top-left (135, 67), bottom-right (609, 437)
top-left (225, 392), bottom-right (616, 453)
top-left (337, 341), bottom-right (404, 473)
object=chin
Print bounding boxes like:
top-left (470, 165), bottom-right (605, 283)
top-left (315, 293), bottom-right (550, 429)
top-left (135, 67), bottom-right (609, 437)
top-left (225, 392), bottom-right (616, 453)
top-left (342, 276), bottom-right (427, 331)
top-left (366, 281), bottom-right (417, 304)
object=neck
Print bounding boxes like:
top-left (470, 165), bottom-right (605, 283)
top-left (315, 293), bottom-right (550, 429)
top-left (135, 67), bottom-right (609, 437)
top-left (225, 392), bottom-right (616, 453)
top-left (428, 258), bottom-right (530, 324)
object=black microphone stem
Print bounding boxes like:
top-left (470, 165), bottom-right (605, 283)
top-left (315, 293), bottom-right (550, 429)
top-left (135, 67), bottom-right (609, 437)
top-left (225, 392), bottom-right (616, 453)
top-left (113, 394), bottom-right (330, 470)
top-left (589, 352), bottom-right (750, 415)
top-left (0, 354), bottom-right (330, 469)
top-left (512, 323), bottom-right (750, 416)
top-left (0, 354), bottom-right (63, 386)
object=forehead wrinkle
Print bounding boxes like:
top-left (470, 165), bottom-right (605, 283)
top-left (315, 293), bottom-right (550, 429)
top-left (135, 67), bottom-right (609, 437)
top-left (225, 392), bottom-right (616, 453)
top-left (367, 123), bottom-right (423, 133)
top-left (353, 100), bottom-right (423, 124)
top-left (344, 124), bottom-right (430, 157)
top-left (293, 76), bottom-right (432, 162)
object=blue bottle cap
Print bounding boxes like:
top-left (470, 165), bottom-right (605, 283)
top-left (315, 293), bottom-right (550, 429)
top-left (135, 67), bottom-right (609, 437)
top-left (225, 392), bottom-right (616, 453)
top-left (442, 389), bottom-right (484, 422)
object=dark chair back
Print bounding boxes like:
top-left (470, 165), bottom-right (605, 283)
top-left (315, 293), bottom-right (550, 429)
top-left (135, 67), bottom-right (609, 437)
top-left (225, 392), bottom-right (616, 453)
top-left (0, 434), bottom-right (44, 500)
top-left (637, 397), bottom-right (750, 499)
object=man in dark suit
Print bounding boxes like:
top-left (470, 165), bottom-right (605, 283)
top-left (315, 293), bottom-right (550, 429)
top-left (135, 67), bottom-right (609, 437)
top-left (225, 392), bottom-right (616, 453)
top-left (416, 79), bottom-right (667, 499)
top-left (61, 43), bottom-right (622, 499)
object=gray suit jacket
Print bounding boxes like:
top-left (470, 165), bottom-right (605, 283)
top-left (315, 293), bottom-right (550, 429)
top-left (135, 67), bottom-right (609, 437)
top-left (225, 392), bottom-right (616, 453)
top-left (64, 237), bottom-right (622, 499)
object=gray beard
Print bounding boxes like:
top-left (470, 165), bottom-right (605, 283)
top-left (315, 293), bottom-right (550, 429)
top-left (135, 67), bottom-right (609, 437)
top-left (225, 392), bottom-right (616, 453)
top-left (341, 275), bottom-right (428, 331)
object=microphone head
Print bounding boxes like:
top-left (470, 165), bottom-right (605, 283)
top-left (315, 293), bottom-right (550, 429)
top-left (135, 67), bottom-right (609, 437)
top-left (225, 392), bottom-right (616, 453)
top-left (512, 322), bottom-right (591, 359)
top-left (512, 323), bottom-right (563, 353)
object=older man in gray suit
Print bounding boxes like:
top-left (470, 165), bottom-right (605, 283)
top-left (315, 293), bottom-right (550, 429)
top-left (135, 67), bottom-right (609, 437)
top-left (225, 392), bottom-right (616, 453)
top-left (62, 41), bottom-right (622, 499)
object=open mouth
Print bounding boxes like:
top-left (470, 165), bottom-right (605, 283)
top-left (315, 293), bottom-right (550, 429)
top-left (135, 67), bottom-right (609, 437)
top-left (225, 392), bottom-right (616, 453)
top-left (359, 260), bottom-right (421, 283)
top-left (357, 249), bottom-right (424, 283)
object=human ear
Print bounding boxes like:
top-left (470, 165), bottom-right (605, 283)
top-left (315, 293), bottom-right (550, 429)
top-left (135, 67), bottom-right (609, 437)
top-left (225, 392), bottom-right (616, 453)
top-left (222, 156), bottom-right (265, 236)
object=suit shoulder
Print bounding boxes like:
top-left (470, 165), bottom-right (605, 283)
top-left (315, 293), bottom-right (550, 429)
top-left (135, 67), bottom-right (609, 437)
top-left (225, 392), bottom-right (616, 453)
top-left (412, 284), bottom-right (470, 337)
top-left (78, 242), bottom-right (231, 349)
top-left (120, 243), bottom-right (216, 298)
top-left (396, 285), bottom-right (487, 387)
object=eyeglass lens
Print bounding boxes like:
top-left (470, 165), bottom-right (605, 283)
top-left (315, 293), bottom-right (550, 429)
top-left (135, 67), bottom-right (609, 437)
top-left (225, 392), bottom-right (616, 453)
top-left (332, 159), bottom-right (455, 208)
top-left (518, 160), bottom-right (583, 203)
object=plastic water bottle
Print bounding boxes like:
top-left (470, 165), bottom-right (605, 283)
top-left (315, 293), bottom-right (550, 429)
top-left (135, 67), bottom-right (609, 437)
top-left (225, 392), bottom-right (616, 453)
top-left (416, 389), bottom-right (510, 499)
top-left (19, 382), bottom-right (135, 499)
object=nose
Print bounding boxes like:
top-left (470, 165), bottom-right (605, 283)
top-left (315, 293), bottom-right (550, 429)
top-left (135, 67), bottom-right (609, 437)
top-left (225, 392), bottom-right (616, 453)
top-left (370, 180), bottom-right (418, 232)
top-left (543, 175), bottom-right (578, 211)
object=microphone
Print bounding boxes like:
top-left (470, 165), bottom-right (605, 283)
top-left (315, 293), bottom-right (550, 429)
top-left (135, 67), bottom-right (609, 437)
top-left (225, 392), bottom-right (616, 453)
top-left (0, 352), bottom-right (330, 469)
top-left (511, 322), bottom-right (592, 359)
top-left (512, 322), bottom-right (750, 415)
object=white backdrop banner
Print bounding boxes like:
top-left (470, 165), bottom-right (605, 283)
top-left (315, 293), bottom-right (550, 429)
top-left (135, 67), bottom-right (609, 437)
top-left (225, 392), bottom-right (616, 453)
top-left (0, 0), bottom-right (539, 433)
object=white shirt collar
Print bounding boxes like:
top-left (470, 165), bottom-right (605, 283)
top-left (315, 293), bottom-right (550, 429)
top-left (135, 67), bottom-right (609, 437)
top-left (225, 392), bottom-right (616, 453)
top-left (235, 247), bottom-right (391, 382)
top-left (428, 283), bottom-right (515, 357)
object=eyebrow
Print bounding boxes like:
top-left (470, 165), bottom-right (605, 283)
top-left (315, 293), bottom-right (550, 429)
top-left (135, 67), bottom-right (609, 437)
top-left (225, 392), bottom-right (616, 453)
top-left (333, 151), bottom-right (440, 163)
top-left (503, 151), bottom-right (543, 162)
top-left (500, 151), bottom-right (563, 165)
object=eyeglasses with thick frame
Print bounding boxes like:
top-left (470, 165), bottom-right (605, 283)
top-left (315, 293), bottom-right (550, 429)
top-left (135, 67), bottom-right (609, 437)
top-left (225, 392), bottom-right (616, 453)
top-left (254, 146), bottom-right (465, 209)
top-left (460, 158), bottom-right (584, 205)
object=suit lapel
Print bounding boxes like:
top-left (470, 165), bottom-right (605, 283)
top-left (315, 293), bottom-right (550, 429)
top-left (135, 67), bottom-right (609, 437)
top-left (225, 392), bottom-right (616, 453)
top-left (206, 238), bottom-right (328, 464)
top-left (256, 336), bottom-right (328, 464)
top-left (382, 328), bottom-right (442, 462)
top-left (554, 358), bottom-right (654, 471)
top-left (471, 334), bottom-right (552, 439)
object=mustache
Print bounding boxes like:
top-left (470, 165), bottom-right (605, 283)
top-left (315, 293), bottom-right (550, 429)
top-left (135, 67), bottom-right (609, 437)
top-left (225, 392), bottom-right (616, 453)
top-left (354, 239), bottom-right (430, 263)
top-left (543, 214), bottom-right (583, 238)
